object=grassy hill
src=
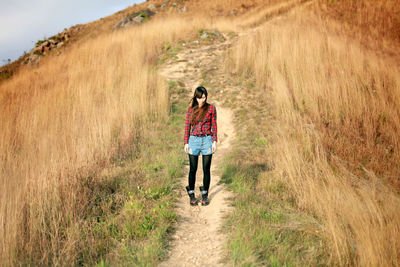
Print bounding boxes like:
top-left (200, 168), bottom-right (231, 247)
top-left (1, 0), bottom-right (400, 265)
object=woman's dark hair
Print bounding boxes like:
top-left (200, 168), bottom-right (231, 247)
top-left (189, 86), bottom-right (209, 125)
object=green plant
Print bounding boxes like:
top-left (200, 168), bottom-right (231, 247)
top-left (168, 80), bottom-right (177, 90)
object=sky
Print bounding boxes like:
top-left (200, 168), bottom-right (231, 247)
top-left (0, 0), bottom-right (144, 66)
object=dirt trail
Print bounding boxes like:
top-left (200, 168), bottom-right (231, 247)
top-left (158, 36), bottom-right (236, 266)
top-left (155, 2), bottom-right (313, 265)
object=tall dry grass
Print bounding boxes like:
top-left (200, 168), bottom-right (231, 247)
top-left (317, 0), bottom-right (400, 44)
top-left (226, 11), bottom-right (400, 266)
top-left (0, 17), bottom-right (207, 265)
top-left (233, 0), bottom-right (309, 28)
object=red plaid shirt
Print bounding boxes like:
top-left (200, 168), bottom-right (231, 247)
top-left (184, 104), bottom-right (217, 144)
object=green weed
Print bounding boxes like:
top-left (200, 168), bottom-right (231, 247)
top-left (168, 80), bottom-right (177, 90)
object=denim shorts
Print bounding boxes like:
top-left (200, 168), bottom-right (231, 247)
top-left (188, 135), bottom-right (213, 156)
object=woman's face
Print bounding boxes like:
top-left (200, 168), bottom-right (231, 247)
top-left (197, 94), bottom-right (206, 107)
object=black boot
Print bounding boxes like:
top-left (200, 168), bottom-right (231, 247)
top-left (186, 186), bottom-right (198, 206)
top-left (199, 186), bottom-right (210, 206)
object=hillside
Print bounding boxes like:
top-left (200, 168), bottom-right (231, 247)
top-left (0, 0), bottom-right (269, 83)
top-left (1, 0), bottom-right (400, 266)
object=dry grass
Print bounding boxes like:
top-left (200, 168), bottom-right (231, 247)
top-left (233, 0), bottom-right (310, 29)
top-left (3, 0), bottom-right (400, 264)
top-left (0, 16), bottom-right (207, 265)
top-left (226, 11), bottom-right (400, 267)
top-left (163, 0), bottom-right (266, 17)
top-left (317, 0), bottom-right (400, 45)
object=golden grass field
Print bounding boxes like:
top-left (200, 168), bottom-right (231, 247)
top-left (0, 16), bottom-right (211, 265)
top-left (1, 0), bottom-right (400, 265)
top-left (226, 7), bottom-right (400, 267)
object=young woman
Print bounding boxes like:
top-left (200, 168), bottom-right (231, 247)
top-left (184, 86), bottom-right (217, 206)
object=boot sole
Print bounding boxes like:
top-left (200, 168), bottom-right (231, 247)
top-left (201, 198), bottom-right (210, 206)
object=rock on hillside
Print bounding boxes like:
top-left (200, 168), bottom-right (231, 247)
top-left (114, 9), bottom-right (156, 31)
top-left (22, 25), bottom-right (83, 66)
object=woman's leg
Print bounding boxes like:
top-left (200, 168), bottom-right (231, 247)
top-left (188, 154), bottom-right (199, 190)
top-left (202, 154), bottom-right (212, 191)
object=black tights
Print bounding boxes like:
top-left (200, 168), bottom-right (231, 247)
top-left (188, 154), bottom-right (212, 191)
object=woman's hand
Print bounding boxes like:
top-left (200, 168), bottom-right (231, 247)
top-left (212, 141), bottom-right (217, 153)
top-left (184, 144), bottom-right (189, 153)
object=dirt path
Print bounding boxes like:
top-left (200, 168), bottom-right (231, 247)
top-left (155, 2), bottom-right (314, 265)
top-left (158, 35), bottom-right (236, 266)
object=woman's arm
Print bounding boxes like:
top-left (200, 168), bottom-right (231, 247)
top-left (184, 107), bottom-right (191, 145)
top-left (211, 105), bottom-right (217, 143)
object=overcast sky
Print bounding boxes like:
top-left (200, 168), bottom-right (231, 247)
top-left (0, 0), bottom-right (144, 66)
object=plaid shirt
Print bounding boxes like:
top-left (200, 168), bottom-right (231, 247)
top-left (184, 104), bottom-right (217, 144)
